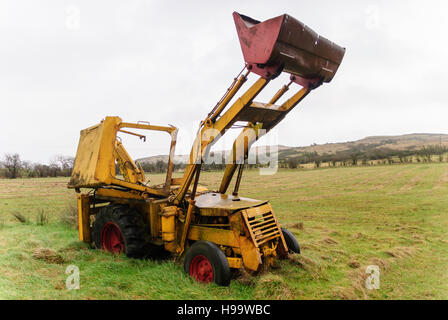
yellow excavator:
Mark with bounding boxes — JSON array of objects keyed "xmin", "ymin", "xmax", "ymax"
[{"xmin": 68, "ymin": 12, "xmax": 345, "ymax": 286}]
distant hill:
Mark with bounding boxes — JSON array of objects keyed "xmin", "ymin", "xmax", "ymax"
[
  {"xmin": 137, "ymin": 133, "xmax": 448, "ymax": 164},
  {"xmin": 278, "ymin": 133, "xmax": 448, "ymax": 159},
  {"xmin": 137, "ymin": 145, "xmax": 290, "ymax": 164}
]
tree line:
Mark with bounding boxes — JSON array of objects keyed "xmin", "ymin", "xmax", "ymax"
[
  {"xmin": 139, "ymin": 160, "xmax": 186, "ymax": 174},
  {"xmin": 2, "ymin": 144, "xmax": 447, "ymax": 179},
  {"xmin": 0, "ymin": 154, "xmax": 74, "ymax": 179},
  {"xmin": 282, "ymin": 145, "xmax": 448, "ymax": 169}
]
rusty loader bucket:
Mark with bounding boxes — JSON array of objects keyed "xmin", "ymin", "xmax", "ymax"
[{"xmin": 233, "ymin": 12, "xmax": 345, "ymax": 88}]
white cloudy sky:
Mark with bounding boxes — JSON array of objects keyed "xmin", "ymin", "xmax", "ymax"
[{"xmin": 0, "ymin": 0, "xmax": 447, "ymax": 163}]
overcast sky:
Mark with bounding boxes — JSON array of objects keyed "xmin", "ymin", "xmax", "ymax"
[{"xmin": 1, "ymin": 0, "xmax": 447, "ymax": 163}]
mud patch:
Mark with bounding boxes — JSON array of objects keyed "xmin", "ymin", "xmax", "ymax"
[{"xmin": 32, "ymin": 248, "xmax": 65, "ymax": 264}]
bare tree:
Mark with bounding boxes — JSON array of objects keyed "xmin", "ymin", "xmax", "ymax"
[
  {"xmin": 51, "ymin": 155, "xmax": 75, "ymax": 176},
  {"xmin": 52, "ymin": 155, "xmax": 74, "ymax": 170},
  {"xmin": 1, "ymin": 153, "xmax": 23, "ymax": 178}
]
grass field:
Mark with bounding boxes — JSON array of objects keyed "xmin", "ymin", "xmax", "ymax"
[{"xmin": 0, "ymin": 163, "xmax": 447, "ymax": 299}]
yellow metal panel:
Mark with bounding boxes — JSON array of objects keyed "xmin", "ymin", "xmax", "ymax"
[
  {"xmin": 171, "ymin": 178, "xmax": 183, "ymax": 185},
  {"xmin": 227, "ymin": 257, "xmax": 242, "ymax": 269},
  {"xmin": 195, "ymin": 192, "xmax": 266, "ymax": 210},
  {"xmin": 278, "ymin": 87, "xmax": 309, "ymax": 111},
  {"xmin": 68, "ymin": 117, "xmax": 120, "ymax": 188},
  {"xmin": 164, "ymin": 241, "xmax": 177, "ymax": 253},
  {"xmin": 161, "ymin": 206, "xmax": 177, "ymax": 242},
  {"xmin": 69, "ymin": 123, "xmax": 104, "ymax": 188},
  {"xmin": 187, "ymin": 226, "xmax": 240, "ymax": 248},
  {"xmin": 77, "ymin": 193, "xmax": 91, "ymax": 243},
  {"xmin": 244, "ymin": 204, "xmax": 270, "ymax": 218},
  {"xmin": 162, "ymin": 215, "xmax": 176, "ymax": 242},
  {"xmin": 95, "ymin": 117, "xmax": 121, "ymax": 185},
  {"xmin": 149, "ymin": 201, "xmax": 162, "ymax": 239},
  {"xmin": 110, "ymin": 178, "xmax": 168, "ymax": 197},
  {"xmin": 96, "ymin": 188, "xmax": 145, "ymax": 200},
  {"xmin": 239, "ymin": 235, "xmax": 261, "ymax": 271}
]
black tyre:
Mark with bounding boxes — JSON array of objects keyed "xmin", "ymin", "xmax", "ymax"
[
  {"xmin": 281, "ymin": 228, "xmax": 301, "ymax": 254},
  {"xmin": 184, "ymin": 241, "xmax": 231, "ymax": 286},
  {"xmin": 92, "ymin": 204, "xmax": 159, "ymax": 259}
]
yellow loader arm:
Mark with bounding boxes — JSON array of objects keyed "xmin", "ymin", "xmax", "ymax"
[{"xmin": 114, "ymin": 139, "xmax": 146, "ymax": 185}]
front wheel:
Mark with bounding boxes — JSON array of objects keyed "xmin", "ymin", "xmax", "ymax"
[
  {"xmin": 184, "ymin": 241, "xmax": 231, "ymax": 286},
  {"xmin": 281, "ymin": 228, "xmax": 301, "ymax": 254}
]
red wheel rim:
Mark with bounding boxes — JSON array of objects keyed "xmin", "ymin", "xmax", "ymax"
[
  {"xmin": 101, "ymin": 222, "xmax": 125, "ymax": 254},
  {"xmin": 189, "ymin": 255, "xmax": 214, "ymax": 283}
]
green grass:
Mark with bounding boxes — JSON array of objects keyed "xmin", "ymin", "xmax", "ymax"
[{"xmin": 0, "ymin": 163, "xmax": 447, "ymax": 299}]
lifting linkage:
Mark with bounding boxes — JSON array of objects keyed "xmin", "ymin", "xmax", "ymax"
[
  {"xmin": 219, "ymin": 77, "xmax": 311, "ymax": 195},
  {"xmin": 170, "ymin": 69, "xmax": 315, "ymax": 205}
]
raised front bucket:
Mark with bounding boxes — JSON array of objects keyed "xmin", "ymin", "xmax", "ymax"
[{"xmin": 233, "ymin": 12, "xmax": 345, "ymax": 83}]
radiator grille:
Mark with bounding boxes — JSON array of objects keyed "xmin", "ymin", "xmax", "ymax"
[{"xmin": 243, "ymin": 206, "xmax": 282, "ymax": 247}]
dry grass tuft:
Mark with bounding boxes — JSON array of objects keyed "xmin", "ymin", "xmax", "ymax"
[
  {"xmin": 370, "ymin": 257, "xmax": 390, "ymax": 271},
  {"xmin": 10, "ymin": 212, "xmax": 27, "ymax": 223},
  {"xmin": 384, "ymin": 246, "xmax": 414, "ymax": 259},
  {"xmin": 331, "ymin": 249, "xmax": 346, "ymax": 255},
  {"xmin": 411, "ymin": 233, "xmax": 425, "ymax": 243},
  {"xmin": 54, "ymin": 281, "xmax": 66, "ymax": 290},
  {"xmin": 288, "ymin": 254, "xmax": 325, "ymax": 280},
  {"xmin": 333, "ymin": 286, "xmax": 358, "ymax": 300},
  {"xmin": 253, "ymin": 274, "xmax": 294, "ymax": 299},
  {"xmin": 234, "ymin": 268, "xmax": 256, "ymax": 287},
  {"xmin": 321, "ymin": 237, "xmax": 338, "ymax": 245},
  {"xmin": 352, "ymin": 232, "xmax": 366, "ymax": 239},
  {"xmin": 289, "ymin": 254, "xmax": 317, "ymax": 268},
  {"xmin": 348, "ymin": 260, "xmax": 361, "ymax": 269},
  {"xmin": 60, "ymin": 200, "xmax": 78, "ymax": 228},
  {"xmin": 32, "ymin": 248, "xmax": 65, "ymax": 264},
  {"xmin": 287, "ymin": 222, "xmax": 304, "ymax": 230},
  {"xmin": 346, "ymin": 257, "xmax": 391, "ymax": 299},
  {"xmin": 24, "ymin": 239, "xmax": 43, "ymax": 248},
  {"xmin": 36, "ymin": 208, "xmax": 48, "ymax": 226}
]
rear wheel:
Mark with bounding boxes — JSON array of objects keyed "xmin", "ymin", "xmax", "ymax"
[
  {"xmin": 101, "ymin": 222, "xmax": 125, "ymax": 254},
  {"xmin": 184, "ymin": 241, "xmax": 231, "ymax": 286},
  {"xmin": 92, "ymin": 204, "xmax": 158, "ymax": 258},
  {"xmin": 281, "ymin": 228, "xmax": 301, "ymax": 254}
]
